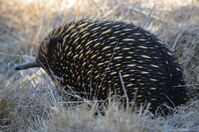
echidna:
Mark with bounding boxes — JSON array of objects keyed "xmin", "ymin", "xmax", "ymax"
[{"xmin": 15, "ymin": 18, "xmax": 188, "ymax": 113}]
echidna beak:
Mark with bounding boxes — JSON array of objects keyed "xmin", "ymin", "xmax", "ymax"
[{"xmin": 15, "ymin": 61, "xmax": 40, "ymax": 70}]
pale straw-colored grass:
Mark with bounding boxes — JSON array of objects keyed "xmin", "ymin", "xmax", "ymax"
[{"xmin": 0, "ymin": 0, "xmax": 199, "ymax": 131}]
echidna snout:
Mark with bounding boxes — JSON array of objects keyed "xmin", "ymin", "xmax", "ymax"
[
  {"xmin": 15, "ymin": 61, "xmax": 39, "ymax": 70},
  {"xmin": 15, "ymin": 18, "xmax": 188, "ymax": 114}
]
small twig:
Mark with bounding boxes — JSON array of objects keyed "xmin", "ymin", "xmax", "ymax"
[
  {"xmin": 129, "ymin": 6, "xmax": 170, "ymax": 24},
  {"xmin": 191, "ymin": 69, "xmax": 199, "ymax": 74},
  {"xmin": 173, "ymin": 84, "xmax": 199, "ymax": 87},
  {"xmin": 103, "ymin": 5, "xmax": 120, "ymax": 18},
  {"xmin": 145, "ymin": 8, "xmax": 180, "ymax": 13},
  {"xmin": 58, "ymin": 100, "xmax": 105, "ymax": 104},
  {"xmin": 143, "ymin": 5, "xmax": 155, "ymax": 28},
  {"xmin": 96, "ymin": 41, "xmax": 119, "ymax": 97},
  {"xmin": 119, "ymin": 71, "xmax": 129, "ymax": 112},
  {"xmin": 172, "ymin": 32, "xmax": 183, "ymax": 51},
  {"xmin": 0, "ymin": 52, "xmax": 35, "ymax": 60}
]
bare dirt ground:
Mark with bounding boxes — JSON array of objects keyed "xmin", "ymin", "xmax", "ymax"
[{"xmin": 0, "ymin": 0, "xmax": 199, "ymax": 131}]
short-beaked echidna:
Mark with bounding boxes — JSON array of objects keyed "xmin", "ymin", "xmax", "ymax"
[{"xmin": 15, "ymin": 18, "xmax": 188, "ymax": 113}]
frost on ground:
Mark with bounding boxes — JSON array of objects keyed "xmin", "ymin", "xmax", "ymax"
[{"xmin": 0, "ymin": 0, "xmax": 199, "ymax": 131}]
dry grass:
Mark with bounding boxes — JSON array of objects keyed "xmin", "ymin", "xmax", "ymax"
[{"xmin": 0, "ymin": 0, "xmax": 199, "ymax": 131}]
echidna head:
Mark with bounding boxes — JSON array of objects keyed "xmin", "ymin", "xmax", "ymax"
[{"xmin": 15, "ymin": 36, "xmax": 56, "ymax": 71}]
